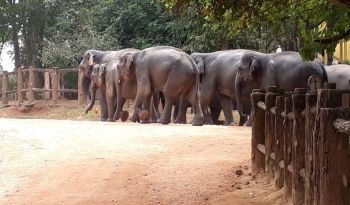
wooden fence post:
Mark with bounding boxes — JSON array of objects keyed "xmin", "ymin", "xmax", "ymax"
[
  {"xmin": 265, "ymin": 86, "xmax": 280, "ymax": 179},
  {"xmin": 274, "ymin": 94, "xmax": 285, "ymax": 189},
  {"xmin": 2, "ymin": 71, "xmax": 9, "ymax": 104},
  {"xmin": 17, "ymin": 67, "xmax": 23, "ymax": 103},
  {"xmin": 44, "ymin": 71, "xmax": 51, "ymax": 100},
  {"xmin": 304, "ymin": 92, "xmax": 317, "ymax": 205},
  {"xmin": 319, "ymin": 108, "xmax": 350, "ymax": 205},
  {"xmin": 284, "ymin": 95, "xmax": 293, "ymax": 198},
  {"xmin": 251, "ymin": 89, "xmax": 266, "ymax": 174},
  {"xmin": 28, "ymin": 66, "xmax": 34, "ymax": 103},
  {"xmin": 78, "ymin": 68, "xmax": 86, "ymax": 105},
  {"xmin": 313, "ymin": 83, "xmax": 341, "ymax": 205},
  {"xmin": 52, "ymin": 68, "xmax": 58, "ymax": 102},
  {"xmin": 292, "ymin": 88, "xmax": 307, "ymax": 205}
]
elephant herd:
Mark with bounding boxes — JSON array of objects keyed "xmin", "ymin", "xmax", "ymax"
[{"xmin": 78, "ymin": 46, "xmax": 350, "ymax": 126}]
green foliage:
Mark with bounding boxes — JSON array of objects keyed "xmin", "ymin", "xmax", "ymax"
[{"xmin": 163, "ymin": 0, "xmax": 350, "ymax": 59}]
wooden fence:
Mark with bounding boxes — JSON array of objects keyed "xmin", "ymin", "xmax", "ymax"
[
  {"xmin": 0, "ymin": 67, "xmax": 86, "ymax": 105},
  {"xmin": 251, "ymin": 76, "xmax": 350, "ymax": 205}
]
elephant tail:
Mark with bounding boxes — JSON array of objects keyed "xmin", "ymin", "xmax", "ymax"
[
  {"xmin": 314, "ymin": 59, "xmax": 328, "ymax": 83},
  {"xmin": 189, "ymin": 57, "xmax": 201, "ymax": 98}
]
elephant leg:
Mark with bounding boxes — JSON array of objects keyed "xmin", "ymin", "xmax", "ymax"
[
  {"xmin": 151, "ymin": 91, "xmax": 160, "ymax": 121},
  {"xmin": 175, "ymin": 95, "xmax": 188, "ymax": 124},
  {"xmin": 210, "ymin": 103, "xmax": 224, "ymax": 125},
  {"xmin": 186, "ymin": 84, "xmax": 204, "ymax": 126},
  {"xmin": 149, "ymin": 94, "xmax": 159, "ymax": 123},
  {"xmin": 130, "ymin": 85, "xmax": 151, "ymax": 123},
  {"xmin": 218, "ymin": 94, "xmax": 234, "ymax": 126},
  {"xmin": 200, "ymin": 89, "xmax": 214, "ymax": 124},
  {"xmin": 98, "ymin": 88, "xmax": 108, "ymax": 121},
  {"xmin": 159, "ymin": 96, "xmax": 174, "ymax": 125},
  {"xmin": 106, "ymin": 95, "xmax": 115, "ymax": 122}
]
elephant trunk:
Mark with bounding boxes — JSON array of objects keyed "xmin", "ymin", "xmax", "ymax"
[
  {"xmin": 235, "ymin": 75, "xmax": 246, "ymax": 126},
  {"xmin": 113, "ymin": 78, "xmax": 124, "ymax": 120},
  {"xmin": 85, "ymin": 82, "xmax": 96, "ymax": 114},
  {"xmin": 81, "ymin": 76, "xmax": 91, "ymax": 104}
]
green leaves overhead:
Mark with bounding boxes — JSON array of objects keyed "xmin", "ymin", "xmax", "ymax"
[{"xmin": 164, "ymin": 0, "xmax": 350, "ymax": 59}]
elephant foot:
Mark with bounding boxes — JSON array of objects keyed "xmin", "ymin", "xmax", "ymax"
[
  {"xmin": 203, "ymin": 114, "xmax": 213, "ymax": 125},
  {"xmin": 129, "ymin": 112, "xmax": 139, "ymax": 122},
  {"xmin": 239, "ymin": 114, "xmax": 248, "ymax": 126},
  {"xmin": 121, "ymin": 111, "xmax": 129, "ymax": 122},
  {"xmin": 150, "ymin": 116, "xmax": 158, "ymax": 123},
  {"xmin": 159, "ymin": 115, "xmax": 171, "ymax": 125},
  {"xmin": 213, "ymin": 120, "xmax": 225, "ymax": 125},
  {"xmin": 191, "ymin": 116, "xmax": 204, "ymax": 126},
  {"xmin": 107, "ymin": 118, "xmax": 115, "ymax": 122},
  {"xmin": 174, "ymin": 115, "xmax": 187, "ymax": 124},
  {"xmin": 244, "ymin": 119, "xmax": 252, "ymax": 126},
  {"xmin": 100, "ymin": 117, "xmax": 107, "ymax": 122},
  {"xmin": 224, "ymin": 121, "xmax": 234, "ymax": 126}
]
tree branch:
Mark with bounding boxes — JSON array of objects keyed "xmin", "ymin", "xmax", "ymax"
[{"xmin": 315, "ymin": 29, "xmax": 350, "ymax": 44}]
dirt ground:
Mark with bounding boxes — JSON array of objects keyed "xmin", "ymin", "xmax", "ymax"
[{"xmin": 0, "ymin": 101, "xmax": 288, "ymax": 205}]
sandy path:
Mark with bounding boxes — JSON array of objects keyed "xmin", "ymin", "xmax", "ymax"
[{"xmin": 0, "ymin": 119, "xmax": 281, "ymax": 205}]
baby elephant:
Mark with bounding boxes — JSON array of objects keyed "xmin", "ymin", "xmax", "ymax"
[{"xmin": 85, "ymin": 62, "xmax": 119, "ymax": 121}]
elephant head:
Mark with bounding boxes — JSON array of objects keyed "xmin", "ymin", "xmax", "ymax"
[
  {"xmin": 79, "ymin": 51, "xmax": 98, "ymax": 104},
  {"xmin": 235, "ymin": 53, "xmax": 263, "ymax": 125},
  {"xmin": 117, "ymin": 53, "xmax": 136, "ymax": 80},
  {"xmin": 85, "ymin": 64, "xmax": 106, "ymax": 113}
]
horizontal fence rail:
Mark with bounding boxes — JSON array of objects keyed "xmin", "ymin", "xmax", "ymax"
[
  {"xmin": 0, "ymin": 66, "xmax": 85, "ymax": 105},
  {"xmin": 251, "ymin": 76, "xmax": 350, "ymax": 205}
]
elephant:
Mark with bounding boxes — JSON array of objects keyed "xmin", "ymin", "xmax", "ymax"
[
  {"xmin": 325, "ymin": 64, "xmax": 350, "ymax": 89},
  {"xmin": 85, "ymin": 62, "xmax": 118, "ymax": 121},
  {"xmin": 116, "ymin": 46, "xmax": 204, "ymax": 126},
  {"xmin": 78, "ymin": 49, "xmax": 138, "ymax": 105},
  {"xmin": 235, "ymin": 51, "xmax": 328, "ymax": 125},
  {"xmin": 191, "ymin": 49, "xmax": 253, "ymax": 126},
  {"xmin": 84, "ymin": 61, "xmax": 160, "ymax": 122}
]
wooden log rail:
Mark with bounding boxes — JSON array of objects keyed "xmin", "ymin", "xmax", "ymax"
[
  {"xmin": 0, "ymin": 66, "xmax": 82, "ymax": 105},
  {"xmin": 251, "ymin": 78, "xmax": 350, "ymax": 205}
]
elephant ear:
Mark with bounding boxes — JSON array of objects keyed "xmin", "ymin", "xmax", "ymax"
[
  {"xmin": 125, "ymin": 53, "xmax": 134, "ymax": 71},
  {"xmin": 194, "ymin": 56, "xmax": 205, "ymax": 75},
  {"xmin": 88, "ymin": 52, "xmax": 95, "ymax": 67},
  {"xmin": 249, "ymin": 56, "xmax": 260, "ymax": 78}
]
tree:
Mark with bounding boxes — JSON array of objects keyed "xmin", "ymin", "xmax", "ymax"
[{"xmin": 163, "ymin": 0, "xmax": 350, "ymax": 59}]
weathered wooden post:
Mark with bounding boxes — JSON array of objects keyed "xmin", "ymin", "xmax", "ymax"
[
  {"xmin": 44, "ymin": 71, "xmax": 51, "ymax": 100},
  {"xmin": 2, "ymin": 71, "xmax": 9, "ymax": 104},
  {"xmin": 284, "ymin": 95, "xmax": 293, "ymax": 198},
  {"xmin": 313, "ymin": 83, "xmax": 341, "ymax": 205},
  {"xmin": 274, "ymin": 93, "xmax": 285, "ymax": 189},
  {"xmin": 77, "ymin": 67, "xmax": 86, "ymax": 105},
  {"xmin": 17, "ymin": 67, "xmax": 24, "ymax": 103},
  {"xmin": 319, "ymin": 109, "xmax": 350, "ymax": 205},
  {"xmin": 304, "ymin": 75, "xmax": 322, "ymax": 205},
  {"xmin": 52, "ymin": 68, "xmax": 58, "ymax": 102},
  {"xmin": 28, "ymin": 66, "xmax": 35, "ymax": 103},
  {"xmin": 251, "ymin": 89, "xmax": 266, "ymax": 174},
  {"xmin": 265, "ymin": 86, "xmax": 280, "ymax": 179},
  {"xmin": 292, "ymin": 88, "xmax": 307, "ymax": 205},
  {"xmin": 304, "ymin": 92, "xmax": 317, "ymax": 205}
]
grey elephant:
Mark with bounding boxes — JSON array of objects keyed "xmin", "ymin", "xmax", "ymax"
[
  {"xmin": 325, "ymin": 64, "xmax": 350, "ymax": 89},
  {"xmin": 191, "ymin": 49, "xmax": 252, "ymax": 126},
  {"xmin": 235, "ymin": 51, "xmax": 328, "ymax": 124},
  {"xmin": 79, "ymin": 49, "xmax": 138, "ymax": 104},
  {"xmin": 85, "ymin": 61, "xmax": 160, "ymax": 122},
  {"xmin": 117, "ymin": 46, "xmax": 204, "ymax": 126},
  {"xmin": 85, "ymin": 62, "xmax": 118, "ymax": 121}
]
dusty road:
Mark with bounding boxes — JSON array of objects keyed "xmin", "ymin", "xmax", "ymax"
[{"xmin": 0, "ymin": 119, "xmax": 282, "ymax": 205}]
